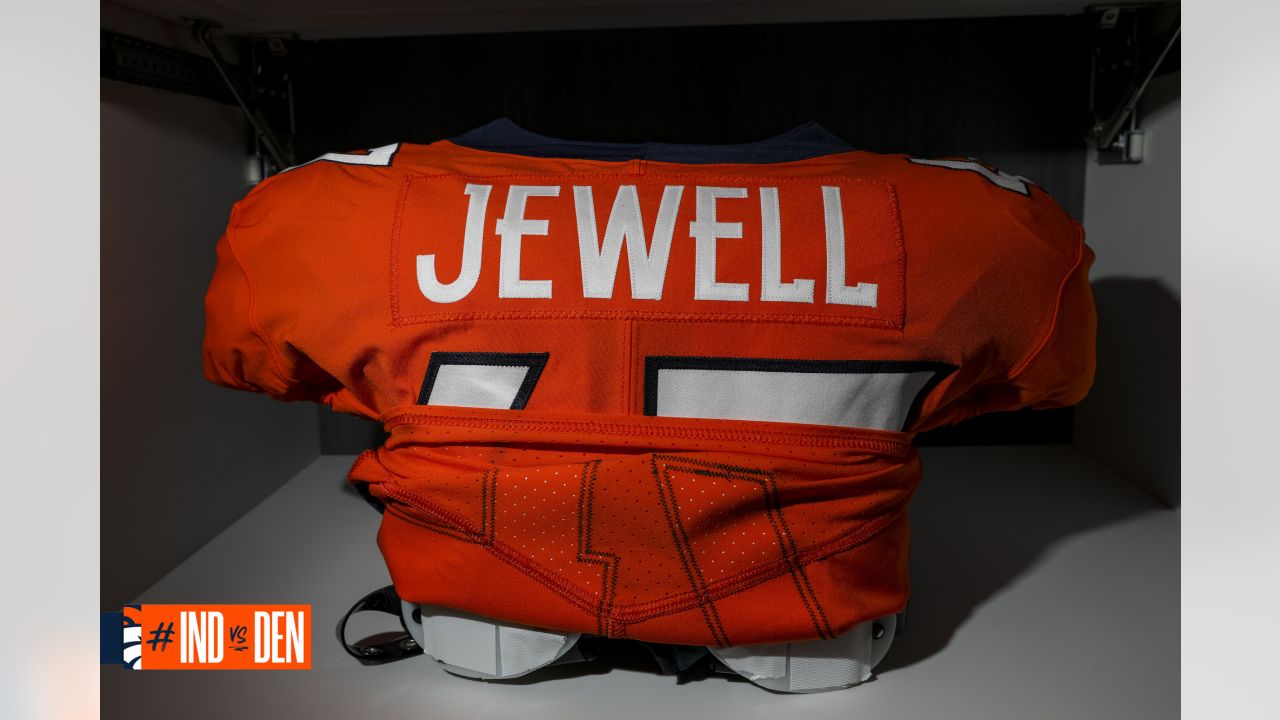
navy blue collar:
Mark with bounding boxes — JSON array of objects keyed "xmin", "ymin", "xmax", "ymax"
[{"xmin": 449, "ymin": 118, "xmax": 852, "ymax": 164}]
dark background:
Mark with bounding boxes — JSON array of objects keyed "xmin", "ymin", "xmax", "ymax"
[{"xmin": 281, "ymin": 15, "xmax": 1093, "ymax": 452}]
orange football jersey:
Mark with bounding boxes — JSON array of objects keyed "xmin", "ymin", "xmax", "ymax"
[{"xmin": 203, "ymin": 121, "xmax": 1095, "ymax": 647}]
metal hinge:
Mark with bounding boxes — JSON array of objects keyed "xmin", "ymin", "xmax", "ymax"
[{"xmin": 1086, "ymin": 3, "xmax": 1180, "ymax": 164}]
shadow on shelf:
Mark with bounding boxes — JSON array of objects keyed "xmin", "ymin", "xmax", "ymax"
[{"xmin": 877, "ymin": 445, "xmax": 1168, "ymax": 673}]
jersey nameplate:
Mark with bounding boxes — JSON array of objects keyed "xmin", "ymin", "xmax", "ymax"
[{"xmin": 391, "ymin": 174, "xmax": 905, "ymax": 328}]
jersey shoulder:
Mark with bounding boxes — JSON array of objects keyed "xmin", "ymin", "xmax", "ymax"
[{"xmin": 231, "ymin": 143, "xmax": 410, "ymax": 225}]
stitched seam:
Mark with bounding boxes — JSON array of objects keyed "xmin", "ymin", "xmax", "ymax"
[
  {"xmin": 389, "ymin": 175, "xmax": 417, "ymax": 324},
  {"xmin": 223, "ymin": 207, "xmax": 296, "ymax": 387},
  {"xmin": 381, "ymin": 476, "xmax": 495, "ymax": 540},
  {"xmin": 612, "ymin": 509, "xmax": 903, "ymax": 622},
  {"xmin": 632, "ymin": 317, "xmax": 640, "ymax": 412},
  {"xmin": 386, "ymin": 505, "xmax": 604, "ymax": 616},
  {"xmin": 382, "ymin": 412, "xmax": 912, "ymax": 455},
  {"xmin": 393, "ymin": 308, "xmax": 899, "ymax": 328},
  {"xmin": 621, "ymin": 319, "xmax": 633, "ymax": 414},
  {"xmin": 383, "ymin": 478, "xmax": 907, "ymax": 624},
  {"xmin": 653, "ymin": 455, "xmax": 830, "ymax": 639},
  {"xmin": 758, "ymin": 471, "xmax": 834, "ymax": 638},
  {"xmin": 886, "ymin": 183, "xmax": 908, "ymax": 329},
  {"xmin": 576, "ymin": 460, "xmax": 620, "ymax": 635},
  {"xmin": 650, "ymin": 456, "xmax": 731, "ymax": 645},
  {"xmin": 383, "ymin": 474, "xmax": 612, "ymax": 619},
  {"xmin": 1006, "ymin": 222, "xmax": 1087, "ymax": 379}
]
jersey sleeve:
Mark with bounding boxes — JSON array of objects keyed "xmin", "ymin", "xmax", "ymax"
[
  {"xmin": 203, "ymin": 208, "xmax": 302, "ymax": 401},
  {"xmin": 1003, "ymin": 236, "xmax": 1097, "ymax": 410},
  {"xmin": 934, "ymin": 226, "xmax": 1097, "ymax": 428},
  {"xmin": 904, "ymin": 179, "xmax": 1098, "ymax": 434},
  {"xmin": 202, "ymin": 203, "xmax": 339, "ymax": 404}
]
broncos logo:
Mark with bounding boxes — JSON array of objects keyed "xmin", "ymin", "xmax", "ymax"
[{"xmin": 122, "ymin": 605, "xmax": 143, "ymax": 669}]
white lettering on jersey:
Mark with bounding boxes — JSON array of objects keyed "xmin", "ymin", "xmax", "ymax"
[
  {"xmin": 822, "ymin": 186, "xmax": 879, "ymax": 308},
  {"xmin": 574, "ymin": 185, "xmax": 683, "ymax": 300},
  {"xmin": 496, "ymin": 185, "xmax": 559, "ymax": 299},
  {"xmin": 416, "ymin": 183, "xmax": 489, "ymax": 303},
  {"xmin": 759, "ymin": 186, "xmax": 816, "ymax": 303},
  {"xmin": 415, "ymin": 183, "xmax": 883, "ymax": 307},
  {"xmin": 282, "ymin": 143, "xmax": 400, "ymax": 173},
  {"xmin": 689, "ymin": 187, "xmax": 750, "ymax": 302},
  {"xmin": 908, "ymin": 158, "xmax": 1031, "ymax": 195}
]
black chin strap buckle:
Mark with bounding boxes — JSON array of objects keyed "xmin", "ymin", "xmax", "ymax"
[{"xmin": 338, "ymin": 585, "xmax": 424, "ymax": 665}]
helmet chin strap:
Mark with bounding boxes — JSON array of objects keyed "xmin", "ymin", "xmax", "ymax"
[{"xmin": 337, "ymin": 585, "xmax": 423, "ymax": 665}]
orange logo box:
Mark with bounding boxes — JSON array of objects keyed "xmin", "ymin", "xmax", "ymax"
[{"xmin": 130, "ymin": 604, "xmax": 311, "ymax": 670}]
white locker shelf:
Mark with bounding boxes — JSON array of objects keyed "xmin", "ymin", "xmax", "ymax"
[{"xmin": 102, "ymin": 444, "xmax": 1177, "ymax": 719}]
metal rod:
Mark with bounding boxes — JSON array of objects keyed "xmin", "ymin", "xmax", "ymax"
[
  {"xmin": 189, "ymin": 21, "xmax": 293, "ymax": 171},
  {"xmin": 1098, "ymin": 24, "xmax": 1180, "ymax": 149}
]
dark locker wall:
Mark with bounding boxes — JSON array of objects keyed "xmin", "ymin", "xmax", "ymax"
[{"xmin": 283, "ymin": 15, "xmax": 1091, "ymax": 452}]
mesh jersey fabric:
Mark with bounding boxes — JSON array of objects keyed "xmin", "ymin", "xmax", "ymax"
[{"xmin": 202, "ymin": 120, "xmax": 1096, "ymax": 648}]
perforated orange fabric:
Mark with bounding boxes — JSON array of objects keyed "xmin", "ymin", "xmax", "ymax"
[{"xmin": 203, "ymin": 135, "xmax": 1095, "ymax": 646}]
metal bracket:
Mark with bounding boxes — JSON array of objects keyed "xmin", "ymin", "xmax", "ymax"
[
  {"xmin": 184, "ymin": 18, "xmax": 296, "ymax": 175},
  {"xmin": 1086, "ymin": 3, "xmax": 1180, "ymax": 164},
  {"xmin": 239, "ymin": 32, "xmax": 304, "ymax": 181},
  {"xmin": 100, "ymin": 30, "xmax": 233, "ymax": 104}
]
